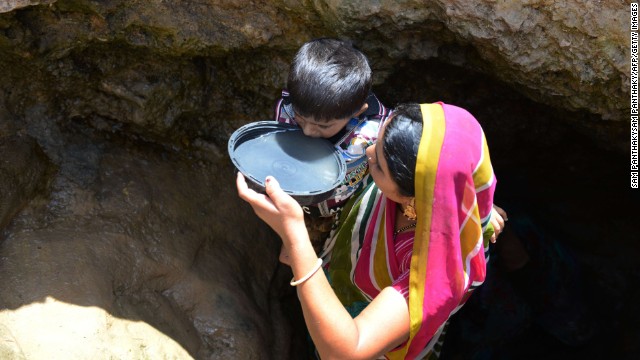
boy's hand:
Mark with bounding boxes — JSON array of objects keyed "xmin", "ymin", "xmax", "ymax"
[
  {"xmin": 490, "ymin": 205, "xmax": 508, "ymax": 243},
  {"xmin": 236, "ymin": 172, "xmax": 306, "ymax": 242}
]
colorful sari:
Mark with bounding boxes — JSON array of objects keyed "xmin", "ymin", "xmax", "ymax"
[{"xmin": 321, "ymin": 103, "xmax": 496, "ymax": 359}]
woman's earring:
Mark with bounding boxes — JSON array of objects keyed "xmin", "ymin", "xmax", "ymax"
[{"xmin": 403, "ymin": 198, "xmax": 417, "ymax": 220}]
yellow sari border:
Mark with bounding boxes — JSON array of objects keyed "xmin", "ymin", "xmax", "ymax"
[{"xmin": 389, "ymin": 103, "xmax": 446, "ymax": 359}]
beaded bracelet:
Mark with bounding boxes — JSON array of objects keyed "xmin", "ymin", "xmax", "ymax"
[{"xmin": 290, "ymin": 258, "xmax": 323, "ymax": 286}]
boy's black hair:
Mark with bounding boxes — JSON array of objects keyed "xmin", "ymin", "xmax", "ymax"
[
  {"xmin": 382, "ymin": 103, "xmax": 423, "ymax": 197},
  {"xmin": 287, "ymin": 38, "xmax": 372, "ymax": 122}
]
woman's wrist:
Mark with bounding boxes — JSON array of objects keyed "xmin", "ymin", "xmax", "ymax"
[
  {"xmin": 290, "ymin": 258, "xmax": 323, "ymax": 286},
  {"xmin": 282, "ymin": 223, "xmax": 311, "ymax": 247}
]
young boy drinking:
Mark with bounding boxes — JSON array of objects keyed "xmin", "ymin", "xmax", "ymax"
[
  {"xmin": 269, "ymin": 39, "xmax": 505, "ymax": 253},
  {"xmin": 273, "ymin": 38, "xmax": 391, "ymax": 224}
]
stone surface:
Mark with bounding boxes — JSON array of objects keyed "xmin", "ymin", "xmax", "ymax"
[
  {"xmin": 0, "ymin": 126, "xmax": 292, "ymax": 358},
  {"xmin": 0, "ymin": 0, "xmax": 55, "ymax": 14},
  {"xmin": 0, "ymin": 297, "xmax": 192, "ymax": 359},
  {"xmin": 0, "ymin": 1, "xmax": 633, "ymax": 359},
  {"xmin": 0, "ymin": 136, "xmax": 52, "ymax": 229},
  {"xmin": 0, "ymin": 0, "xmax": 629, "ymax": 145}
]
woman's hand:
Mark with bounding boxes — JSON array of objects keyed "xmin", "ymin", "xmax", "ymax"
[
  {"xmin": 490, "ymin": 204, "xmax": 508, "ymax": 243},
  {"xmin": 238, "ymin": 173, "xmax": 410, "ymax": 359},
  {"xmin": 236, "ymin": 172, "xmax": 306, "ymax": 243}
]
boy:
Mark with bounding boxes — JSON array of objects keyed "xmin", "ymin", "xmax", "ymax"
[{"xmin": 273, "ymin": 38, "xmax": 391, "ymax": 221}]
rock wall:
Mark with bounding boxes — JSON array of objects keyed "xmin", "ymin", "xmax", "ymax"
[
  {"xmin": 0, "ymin": 0, "xmax": 629, "ymax": 142},
  {"xmin": 0, "ymin": 0, "xmax": 632, "ymax": 359}
]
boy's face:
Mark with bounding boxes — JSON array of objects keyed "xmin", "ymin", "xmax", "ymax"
[
  {"xmin": 292, "ymin": 103, "xmax": 368, "ymax": 139},
  {"xmin": 294, "ymin": 113, "xmax": 351, "ymax": 139}
]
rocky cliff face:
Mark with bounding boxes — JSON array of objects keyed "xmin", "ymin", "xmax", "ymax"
[
  {"xmin": 0, "ymin": 1, "xmax": 632, "ymax": 359},
  {"xmin": 0, "ymin": 0, "xmax": 629, "ymax": 140}
]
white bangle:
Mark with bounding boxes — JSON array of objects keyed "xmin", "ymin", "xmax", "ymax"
[{"xmin": 290, "ymin": 258, "xmax": 323, "ymax": 286}]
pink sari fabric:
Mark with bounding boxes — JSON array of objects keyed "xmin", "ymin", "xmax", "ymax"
[{"xmin": 324, "ymin": 103, "xmax": 496, "ymax": 359}]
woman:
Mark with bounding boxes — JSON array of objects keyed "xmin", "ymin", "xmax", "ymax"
[{"xmin": 237, "ymin": 102, "xmax": 498, "ymax": 359}]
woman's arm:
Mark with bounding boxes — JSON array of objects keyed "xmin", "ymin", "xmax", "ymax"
[{"xmin": 237, "ymin": 173, "xmax": 410, "ymax": 359}]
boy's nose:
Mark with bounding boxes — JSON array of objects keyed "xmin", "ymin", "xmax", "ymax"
[{"xmin": 302, "ymin": 127, "xmax": 320, "ymax": 138}]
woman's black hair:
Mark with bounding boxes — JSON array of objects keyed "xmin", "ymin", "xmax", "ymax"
[
  {"xmin": 382, "ymin": 103, "xmax": 423, "ymax": 197},
  {"xmin": 287, "ymin": 38, "xmax": 372, "ymax": 121}
]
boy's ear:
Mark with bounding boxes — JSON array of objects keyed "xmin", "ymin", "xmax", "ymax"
[{"xmin": 354, "ymin": 103, "xmax": 369, "ymax": 117}]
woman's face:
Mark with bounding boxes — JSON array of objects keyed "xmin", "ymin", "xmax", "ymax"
[{"xmin": 366, "ymin": 118, "xmax": 413, "ymax": 206}]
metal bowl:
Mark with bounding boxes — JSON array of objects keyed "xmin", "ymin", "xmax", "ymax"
[{"xmin": 228, "ymin": 121, "xmax": 346, "ymax": 206}]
